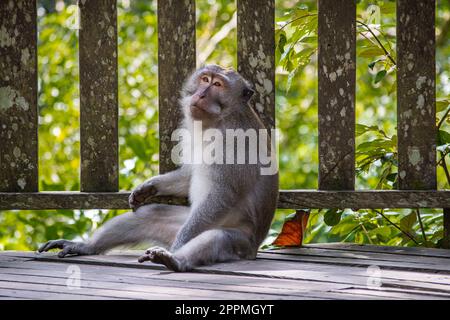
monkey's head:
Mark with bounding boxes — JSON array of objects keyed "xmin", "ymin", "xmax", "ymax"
[{"xmin": 180, "ymin": 65, "xmax": 254, "ymax": 124}]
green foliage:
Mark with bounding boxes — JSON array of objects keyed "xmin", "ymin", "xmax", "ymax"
[
  {"xmin": 1, "ymin": 0, "xmax": 450, "ymax": 250},
  {"xmin": 276, "ymin": 0, "xmax": 450, "ymax": 248}
]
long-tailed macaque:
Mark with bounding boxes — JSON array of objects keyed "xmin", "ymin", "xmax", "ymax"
[{"xmin": 39, "ymin": 65, "xmax": 279, "ymax": 272}]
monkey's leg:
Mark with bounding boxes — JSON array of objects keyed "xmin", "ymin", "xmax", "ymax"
[
  {"xmin": 138, "ymin": 228, "xmax": 255, "ymax": 272},
  {"xmin": 38, "ymin": 204, "xmax": 190, "ymax": 258}
]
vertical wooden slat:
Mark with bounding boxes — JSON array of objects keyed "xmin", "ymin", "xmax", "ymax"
[
  {"xmin": 444, "ymin": 208, "xmax": 450, "ymax": 249},
  {"xmin": 397, "ymin": 0, "xmax": 436, "ymax": 190},
  {"xmin": 237, "ymin": 0, "xmax": 275, "ymax": 130},
  {"xmin": 317, "ymin": 0, "xmax": 356, "ymax": 190},
  {"xmin": 79, "ymin": 0, "xmax": 118, "ymax": 192},
  {"xmin": 158, "ymin": 0, "xmax": 196, "ymax": 173},
  {"xmin": 0, "ymin": 0, "xmax": 38, "ymax": 192}
]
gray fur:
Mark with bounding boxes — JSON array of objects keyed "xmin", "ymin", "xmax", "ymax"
[{"xmin": 39, "ymin": 65, "xmax": 279, "ymax": 272}]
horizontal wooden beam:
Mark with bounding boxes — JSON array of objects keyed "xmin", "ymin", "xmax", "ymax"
[{"xmin": 1, "ymin": 190, "xmax": 450, "ymax": 210}]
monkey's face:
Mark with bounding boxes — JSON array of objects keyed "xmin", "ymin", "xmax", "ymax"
[
  {"xmin": 189, "ymin": 73, "xmax": 224, "ymax": 120},
  {"xmin": 182, "ymin": 65, "xmax": 254, "ymax": 124}
]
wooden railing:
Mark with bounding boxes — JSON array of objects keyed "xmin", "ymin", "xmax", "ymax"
[{"xmin": 0, "ymin": 0, "xmax": 449, "ymax": 246}]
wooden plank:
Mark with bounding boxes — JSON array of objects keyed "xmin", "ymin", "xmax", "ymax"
[
  {"xmin": 0, "ymin": 288, "xmax": 114, "ymax": 300},
  {"xmin": 237, "ymin": 0, "xmax": 275, "ymax": 130},
  {"xmin": 301, "ymin": 243, "xmax": 450, "ymax": 258},
  {"xmin": 3, "ymin": 253, "xmax": 448, "ymax": 300},
  {"xmin": 397, "ymin": 0, "xmax": 436, "ymax": 189},
  {"xmin": 4, "ymin": 253, "xmax": 450, "ymax": 292},
  {"xmin": 0, "ymin": 0, "xmax": 38, "ymax": 192},
  {"xmin": 14, "ymin": 261, "xmax": 446, "ymax": 300},
  {"xmin": 262, "ymin": 247, "xmax": 450, "ymax": 265},
  {"xmin": 256, "ymin": 252, "xmax": 450, "ymax": 273},
  {"xmin": 158, "ymin": 0, "xmax": 196, "ymax": 173},
  {"xmin": 277, "ymin": 190, "xmax": 450, "ymax": 209},
  {"xmin": 317, "ymin": 0, "xmax": 356, "ymax": 190},
  {"xmin": 2, "ymin": 190, "xmax": 450, "ymax": 209},
  {"xmin": 79, "ymin": 0, "xmax": 118, "ymax": 192},
  {"xmin": 0, "ymin": 273, "xmax": 299, "ymax": 300}
]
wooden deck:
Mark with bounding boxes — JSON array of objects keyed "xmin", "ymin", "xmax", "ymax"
[{"xmin": 1, "ymin": 243, "xmax": 450, "ymax": 300}]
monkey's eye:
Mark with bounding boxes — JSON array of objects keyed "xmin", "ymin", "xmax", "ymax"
[
  {"xmin": 213, "ymin": 81, "xmax": 221, "ymax": 87},
  {"xmin": 201, "ymin": 76, "xmax": 209, "ymax": 83}
]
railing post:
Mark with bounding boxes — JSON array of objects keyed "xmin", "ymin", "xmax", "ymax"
[
  {"xmin": 0, "ymin": 0, "xmax": 38, "ymax": 192},
  {"xmin": 158, "ymin": 0, "xmax": 196, "ymax": 174},
  {"xmin": 396, "ymin": 1, "xmax": 443, "ymax": 247},
  {"xmin": 444, "ymin": 208, "xmax": 450, "ymax": 248},
  {"xmin": 237, "ymin": 0, "xmax": 275, "ymax": 130},
  {"xmin": 397, "ymin": 0, "xmax": 436, "ymax": 190},
  {"xmin": 317, "ymin": 0, "xmax": 356, "ymax": 190},
  {"xmin": 79, "ymin": 0, "xmax": 119, "ymax": 192}
]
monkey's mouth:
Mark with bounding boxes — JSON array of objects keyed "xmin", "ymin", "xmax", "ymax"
[{"xmin": 190, "ymin": 104, "xmax": 210, "ymax": 118}]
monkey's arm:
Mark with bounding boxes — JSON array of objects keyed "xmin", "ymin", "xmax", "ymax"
[{"xmin": 129, "ymin": 165, "xmax": 191, "ymax": 210}]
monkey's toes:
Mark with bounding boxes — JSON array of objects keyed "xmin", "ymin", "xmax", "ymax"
[{"xmin": 138, "ymin": 247, "xmax": 181, "ymax": 271}]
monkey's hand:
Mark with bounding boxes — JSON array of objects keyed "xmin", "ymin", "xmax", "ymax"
[
  {"xmin": 129, "ymin": 179, "xmax": 158, "ymax": 211},
  {"xmin": 38, "ymin": 239, "xmax": 94, "ymax": 258}
]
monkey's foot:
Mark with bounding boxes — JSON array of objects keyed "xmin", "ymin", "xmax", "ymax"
[
  {"xmin": 129, "ymin": 182, "xmax": 158, "ymax": 211},
  {"xmin": 138, "ymin": 247, "xmax": 184, "ymax": 272},
  {"xmin": 38, "ymin": 239, "xmax": 92, "ymax": 258}
]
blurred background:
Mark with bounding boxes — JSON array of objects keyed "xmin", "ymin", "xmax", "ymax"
[{"xmin": 1, "ymin": 0, "xmax": 449, "ymax": 250}]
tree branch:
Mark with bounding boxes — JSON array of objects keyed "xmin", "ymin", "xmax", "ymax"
[
  {"xmin": 277, "ymin": 13, "xmax": 317, "ymax": 33},
  {"xmin": 197, "ymin": 11, "xmax": 237, "ymax": 66},
  {"xmin": 415, "ymin": 208, "xmax": 427, "ymax": 243},
  {"xmin": 356, "ymin": 20, "xmax": 397, "ymax": 66},
  {"xmin": 373, "ymin": 209, "xmax": 419, "ymax": 245}
]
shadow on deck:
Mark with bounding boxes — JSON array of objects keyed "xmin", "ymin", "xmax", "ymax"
[{"xmin": 1, "ymin": 243, "xmax": 449, "ymax": 300}]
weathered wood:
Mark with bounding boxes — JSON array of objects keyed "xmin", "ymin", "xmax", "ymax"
[
  {"xmin": 397, "ymin": 0, "xmax": 436, "ymax": 190},
  {"xmin": 0, "ymin": 0, "xmax": 38, "ymax": 192},
  {"xmin": 237, "ymin": 0, "xmax": 275, "ymax": 130},
  {"xmin": 158, "ymin": 0, "xmax": 196, "ymax": 173},
  {"xmin": 7, "ymin": 251, "xmax": 450, "ymax": 288},
  {"xmin": 302, "ymin": 242, "xmax": 450, "ymax": 258},
  {"xmin": 2, "ymin": 190, "xmax": 450, "ymax": 210},
  {"xmin": 257, "ymin": 252, "xmax": 450, "ymax": 273},
  {"xmin": 263, "ymin": 247, "xmax": 450, "ymax": 265},
  {"xmin": 3, "ymin": 249, "xmax": 450, "ymax": 299},
  {"xmin": 79, "ymin": 0, "xmax": 118, "ymax": 192},
  {"xmin": 277, "ymin": 190, "xmax": 450, "ymax": 209},
  {"xmin": 444, "ymin": 208, "xmax": 450, "ymax": 249},
  {"xmin": 317, "ymin": 0, "xmax": 356, "ymax": 190}
]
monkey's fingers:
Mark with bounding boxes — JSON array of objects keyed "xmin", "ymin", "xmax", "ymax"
[
  {"xmin": 129, "ymin": 187, "xmax": 157, "ymax": 212},
  {"xmin": 57, "ymin": 245, "xmax": 78, "ymax": 258},
  {"xmin": 38, "ymin": 239, "xmax": 73, "ymax": 253}
]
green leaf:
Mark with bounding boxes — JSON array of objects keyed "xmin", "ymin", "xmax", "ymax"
[
  {"xmin": 356, "ymin": 124, "xmax": 382, "ymax": 137},
  {"xmin": 400, "ymin": 212, "xmax": 417, "ymax": 233},
  {"xmin": 277, "ymin": 31, "xmax": 287, "ymax": 54},
  {"xmin": 324, "ymin": 209, "xmax": 342, "ymax": 226},
  {"xmin": 436, "ymin": 99, "xmax": 450, "ymax": 113},
  {"xmin": 300, "ymin": 36, "xmax": 317, "ymax": 43},
  {"xmin": 368, "ymin": 58, "xmax": 385, "ymax": 70},
  {"xmin": 374, "ymin": 70, "xmax": 387, "ymax": 84},
  {"xmin": 438, "ymin": 130, "xmax": 450, "ymax": 145},
  {"xmin": 359, "ymin": 47, "xmax": 385, "ymax": 58}
]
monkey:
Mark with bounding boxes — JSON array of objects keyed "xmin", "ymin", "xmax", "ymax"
[{"xmin": 38, "ymin": 64, "xmax": 279, "ymax": 272}]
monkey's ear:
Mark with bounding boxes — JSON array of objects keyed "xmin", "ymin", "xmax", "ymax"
[{"xmin": 242, "ymin": 88, "xmax": 254, "ymax": 102}]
